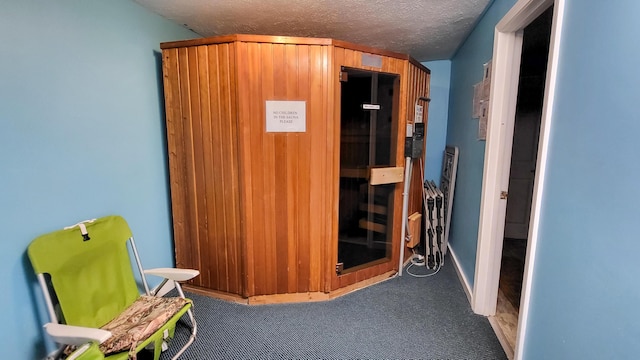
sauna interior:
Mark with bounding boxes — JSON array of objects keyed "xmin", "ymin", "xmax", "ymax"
[{"xmin": 161, "ymin": 34, "xmax": 430, "ymax": 303}]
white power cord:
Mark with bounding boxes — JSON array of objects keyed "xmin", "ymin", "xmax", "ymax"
[{"xmin": 405, "ymin": 251, "xmax": 441, "ymax": 278}]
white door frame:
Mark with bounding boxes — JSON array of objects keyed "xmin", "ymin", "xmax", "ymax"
[{"xmin": 472, "ymin": 0, "xmax": 565, "ymax": 358}]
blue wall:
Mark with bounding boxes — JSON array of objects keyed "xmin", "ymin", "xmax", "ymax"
[
  {"xmin": 0, "ymin": 1, "xmax": 196, "ymax": 358},
  {"xmin": 445, "ymin": 0, "xmax": 517, "ymax": 285},
  {"xmin": 421, "ymin": 60, "xmax": 452, "ymax": 185},
  {"xmin": 523, "ymin": 0, "xmax": 640, "ymax": 357}
]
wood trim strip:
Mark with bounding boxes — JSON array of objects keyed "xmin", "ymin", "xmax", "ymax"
[
  {"xmin": 185, "ymin": 270, "xmax": 396, "ymax": 305},
  {"xmin": 161, "ymin": 34, "xmax": 429, "ymax": 75},
  {"xmin": 183, "ymin": 284, "xmax": 248, "ymax": 305},
  {"xmin": 332, "ymin": 39, "xmax": 409, "ymax": 60},
  {"xmin": 161, "ymin": 35, "xmax": 239, "ymax": 49},
  {"xmin": 162, "ymin": 34, "xmax": 334, "ymax": 49},
  {"xmin": 409, "ymin": 57, "xmax": 431, "ymax": 74},
  {"xmin": 323, "ymin": 44, "xmax": 336, "ymax": 294}
]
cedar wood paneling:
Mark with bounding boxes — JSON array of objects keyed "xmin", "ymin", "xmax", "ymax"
[
  {"xmin": 235, "ymin": 41, "xmax": 332, "ymax": 296},
  {"xmin": 162, "ymin": 43, "xmax": 244, "ymax": 295},
  {"xmin": 162, "ymin": 35, "xmax": 429, "ymax": 298}
]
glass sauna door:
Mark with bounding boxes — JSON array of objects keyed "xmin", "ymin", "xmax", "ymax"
[{"xmin": 337, "ymin": 67, "xmax": 399, "ymax": 273}]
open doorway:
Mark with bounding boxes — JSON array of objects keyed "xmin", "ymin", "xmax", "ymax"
[
  {"xmin": 494, "ymin": 7, "xmax": 552, "ymax": 354},
  {"xmin": 472, "ymin": 0, "xmax": 565, "ymax": 358}
]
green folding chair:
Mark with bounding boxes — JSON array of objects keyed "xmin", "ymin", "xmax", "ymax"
[{"xmin": 28, "ymin": 215, "xmax": 198, "ymax": 360}]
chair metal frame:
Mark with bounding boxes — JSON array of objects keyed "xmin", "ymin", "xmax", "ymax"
[{"xmin": 33, "ymin": 219, "xmax": 198, "ymax": 360}]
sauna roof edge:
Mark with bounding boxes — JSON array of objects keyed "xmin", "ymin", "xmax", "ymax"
[{"xmin": 160, "ymin": 34, "xmax": 429, "ymax": 74}]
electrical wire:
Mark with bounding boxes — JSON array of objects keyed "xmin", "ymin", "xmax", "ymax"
[
  {"xmin": 405, "ymin": 256, "xmax": 441, "ymax": 277},
  {"xmin": 406, "ymin": 262, "xmax": 441, "ymax": 277}
]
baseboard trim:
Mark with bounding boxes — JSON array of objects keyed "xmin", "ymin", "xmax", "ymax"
[{"xmin": 447, "ymin": 244, "xmax": 473, "ymax": 305}]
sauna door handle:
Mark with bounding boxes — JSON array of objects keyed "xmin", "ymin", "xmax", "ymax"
[{"xmin": 369, "ymin": 167, "xmax": 404, "ymax": 185}]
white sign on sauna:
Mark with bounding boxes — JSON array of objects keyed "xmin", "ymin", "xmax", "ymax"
[{"xmin": 265, "ymin": 100, "xmax": 306, "ymax": 132}]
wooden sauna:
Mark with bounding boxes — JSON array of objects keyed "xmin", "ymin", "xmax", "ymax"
[{"xmin": 161, "ymin": 34, "xmax": 430, "ymax": 303}]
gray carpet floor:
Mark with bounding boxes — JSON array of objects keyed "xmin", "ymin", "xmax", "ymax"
[{"xmin": 161, "ymin": 262, "xmax": 506, "ymax": 359}]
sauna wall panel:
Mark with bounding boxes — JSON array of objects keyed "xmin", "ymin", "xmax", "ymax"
[
  {"xmin": 162, "ymin": 43, "xmax": 244, "ymax": 295},
  {"xmin": 235, "ymin": 41, "xmax": 332, "ymax": 296}
]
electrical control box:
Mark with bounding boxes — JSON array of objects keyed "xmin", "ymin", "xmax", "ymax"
[
  {"xmin": 411, "ymin": 123, "xmax": 424, "ymax": 158},
  {"xmin": 405, "ymin": 122, "xmax": 425, "ymax": 159}
]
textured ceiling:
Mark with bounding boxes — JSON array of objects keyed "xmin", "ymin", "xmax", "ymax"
[{"xmin": 135, "ymin": 0, "xmax": 492, "ymax": 61}]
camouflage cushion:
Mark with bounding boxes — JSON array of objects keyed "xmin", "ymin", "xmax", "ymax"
[{"xmin": 98, "ymin": 296, "xmax": 190, "ymax": 357}]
